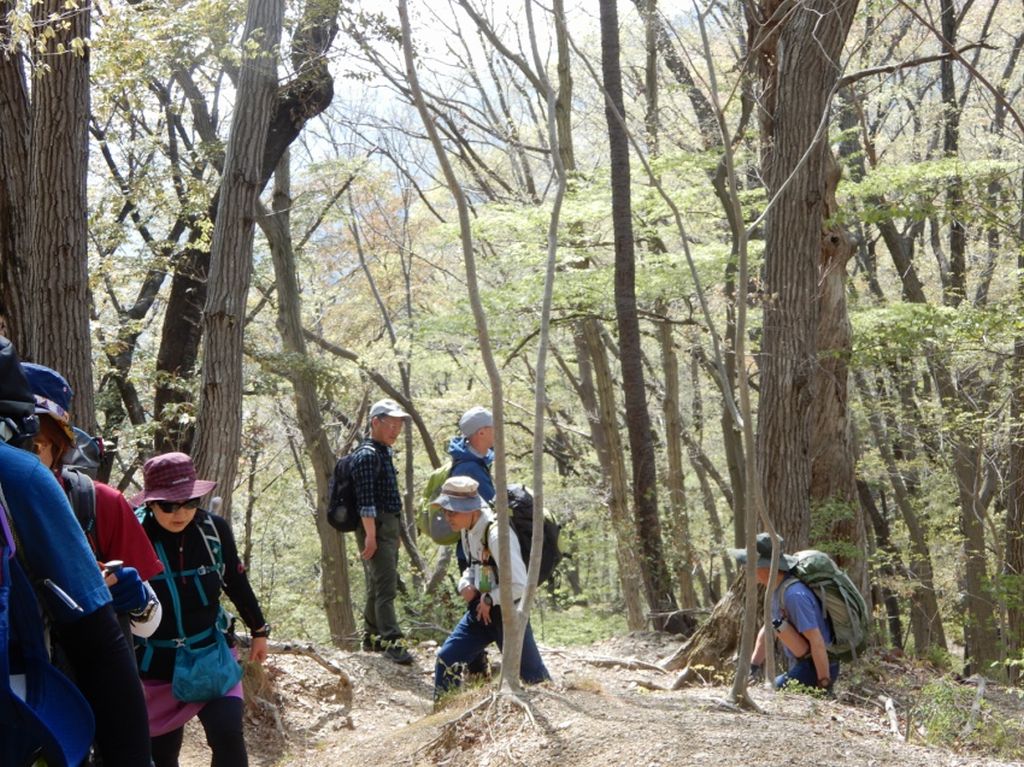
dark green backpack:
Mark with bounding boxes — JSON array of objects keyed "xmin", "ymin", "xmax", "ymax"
[{"xmin": 779, "ymin": 549, "xmax": 869, "ymax": 661}]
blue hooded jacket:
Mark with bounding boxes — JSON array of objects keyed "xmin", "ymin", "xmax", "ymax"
[{"xmin": 447, "ymin": 436, "xmax": 495, "ymax": 504}]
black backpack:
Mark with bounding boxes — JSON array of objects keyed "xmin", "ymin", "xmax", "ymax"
[
  {"xmin": 487, "ymin": 485, "xmax": 562, "ymax": 585},
  {"xmin": 61, "ymin": 466, "xmax": 101, "ymax": 560},
  {"xmin": 325, "ymin": 443, "xmax": 377, "ymax": 532}
]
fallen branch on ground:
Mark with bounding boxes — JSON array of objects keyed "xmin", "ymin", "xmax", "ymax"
[
  {"xmin": 881, "ymin": 696, "xmax": 904, "ymax": 741},
  {"xmin": 578, "ymin": 655, "xmax": 668, "ymax": 673},
  {"xmin": 960, "ymin": 676, "xmax": 987, "ymax": 739}
]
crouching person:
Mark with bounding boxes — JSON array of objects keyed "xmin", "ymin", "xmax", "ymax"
[
  {"xmin": 433, "ymin": 476, "xmax": 550, "ymax": 700},
  {"xmin": 730, "ymin": 533, "xmax": 840, "ymax": 694}
]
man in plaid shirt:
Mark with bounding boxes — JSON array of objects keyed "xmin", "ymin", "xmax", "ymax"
[{"xmin": 353, "ymin": 398, "xmax": 414, "ymax": 664}]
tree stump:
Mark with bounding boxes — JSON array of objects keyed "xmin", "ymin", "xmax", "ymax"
[{"xmin": 659, "ymin": 576, "xmax": 743, "ymax": 675}]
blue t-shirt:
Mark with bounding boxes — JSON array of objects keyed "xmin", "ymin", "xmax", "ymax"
[
  {"xmin": 772, "ymin": 576, "xmax": 833, "ymax": 662},
  {"xmin": 0, "ymin": 441, "xmax": 110, "ymax": 622}
]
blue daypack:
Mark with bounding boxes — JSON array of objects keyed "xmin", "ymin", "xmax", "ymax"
[{"xmin": 1, "ymin": 488, "xmax": 95, "ymax": 767}]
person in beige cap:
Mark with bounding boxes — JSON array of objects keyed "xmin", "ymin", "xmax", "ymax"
[
  {"xmin": 352, "ymin": 398, "xmax": 414, "ymax": 664},
  {"xmin": 432, "ymin": 476, "xmax": 550, "ymax": 700}
]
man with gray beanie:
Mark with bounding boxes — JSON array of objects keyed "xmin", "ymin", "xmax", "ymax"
[{"xmin": 448, "ymin": 406, "xmax": 495, "ymax": 503}]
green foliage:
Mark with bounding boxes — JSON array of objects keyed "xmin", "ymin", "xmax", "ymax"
[
  {"xmin": 916, "ymin": 679, "xmax": 1024, "ymax": 758},
  {"xmin": 839, "ymin": 159, "xmax": 1020, "ymax": 226},
  {"xmin": 528, "ymin": 605, "xmax": 628, "ymax": 647}
]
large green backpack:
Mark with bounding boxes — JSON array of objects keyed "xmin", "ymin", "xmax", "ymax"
[
  {"xmin": 417, "ymin": 459, "xmax": 457, "ymax": 545},
  {"xmin": 778, "ymin": 549, "xmax": 869, "ymax": 661}
]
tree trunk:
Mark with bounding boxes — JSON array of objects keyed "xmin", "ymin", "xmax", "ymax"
[
  {"xmin": 152, "ymin": 0, "xmax": 339, "ymax": 453},
  {"xmin": 552, "ymin": 0, "xmax": 574, "ymax": 173},
  {"xmin": 661, "ymin": 576, "xmax": 743, "ymax": 675},
  {"xmin": 193, "ymin": 0, "xmax": 284, "ymax": 520},
  {"xmin": 0, "ymin": 14, "xmax": 33, "ymax": 352},
  {"xmin": 599, "ymin": 0, "xmax": 677, "ymax": 626},
  {"xmin": 938, "ymin": 0, "xmax": 965, "ymax": 306},
  {"xmin": 580, "ymin": 319, "xmax": 647, "ymax": 631},
  {"xmin": 810, "ymin": 150, "xmax": 865, "ymax": 586},
  {"xmin": 153, "ymin": 233, "xmax": 209, "ymax": 453},
  {"xmin": 25, "ymin": 0, "xmax": 94, "ymax": 430},
  {"xmin": 752, "ymin": 0, "xmax": 858, "ymax": 547},
  {"xmin": 643, "ymin": 0, "xmax": 658, "ymax": 152},
  {"xmin": 261, "ymin": 152, "xmax": 356, "ymax": 647},
  {"xmin": 1006, "ymin": 248, "xmax": 1024, "ymax": 682},
  {"xmin": 857, "ymin": 480, "xmax": 903, "ymax": 649},
  {"xmin": 658, "ymin": 311, "xmax": 698, "ymax": 611}
]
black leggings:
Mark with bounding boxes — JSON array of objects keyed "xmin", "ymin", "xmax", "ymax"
[
  {"xmin": 56, "ymin": 605, "xmax": 152, "ymax": 767},
  {"xmin": 150, "ymin": 696, "xmax": 247, "ymax": 767}
]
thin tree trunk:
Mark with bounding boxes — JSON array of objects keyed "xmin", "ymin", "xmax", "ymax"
[
  {"xmin": 581, "ymin": 319, "xmax": 647, "ymax": 630},
  {"xmin": 552, "ymin": 0, "xmax": 575, "ymax": 173},
  {"xmin": 193, "ymin": 0, "xmax": 284, "ymax": 520},
  {"xmin": 857, "ymin": 480, "xmax": 903, "ymax": 650},
  {"xmin": 599, "ymin": 0, "xmax": 677, "ymax": 626},
  {"xmin": 658, "ymin": 310, "xmax": 698, "ymax": 611},
  {"xmin": 398, "ymin": 0, "xmax": 520, "ymax": 691},
  {"xmin": 939, "ymin": 0, "xmax": 965, "ymax": 306},
  {"xmin": 260, "ymin": 152, "xmax": 356, "ymax": 647},
  {"xmin": 1006, "ymin": 199, "xmax": 1024, "ymax": 682}
]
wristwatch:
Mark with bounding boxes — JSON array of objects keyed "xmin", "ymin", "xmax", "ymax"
[
  {"xmin": 252, "ymin": 623, "xmax": 272, "ymax": 639},
  {"xmin": 481, "ymin": 593, "xmax": 493, "ymax": 607},
  {"xmin": 129, "ymin": 595, "xmax": 159, "ymax": 623}
]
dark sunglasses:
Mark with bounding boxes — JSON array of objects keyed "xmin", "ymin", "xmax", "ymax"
[{"xmin": 154, "ymin": 498, "xmax": 201, "ymax": 513}]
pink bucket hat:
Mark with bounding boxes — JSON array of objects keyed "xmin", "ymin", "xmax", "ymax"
[{"xmin": 130, "ymin": 452, "xmax": 217, "ymax": 507}]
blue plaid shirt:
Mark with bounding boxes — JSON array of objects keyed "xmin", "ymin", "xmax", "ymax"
[{"xmin": 351, "ymin": 439, "xmax": 403, "ymax": 519}]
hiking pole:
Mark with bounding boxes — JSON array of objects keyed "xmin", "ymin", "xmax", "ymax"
[{"xmin": 43, "ymin": 579, "xmax": 84, "ymax": 612}]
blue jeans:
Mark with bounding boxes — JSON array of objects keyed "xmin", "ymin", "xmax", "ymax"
[
  {"xmin": 776, "ymin": 656, "xmax": 840, "ymax": 690},
  {"xmin": 434, "ymin": 603, "xmax": 549, "ymax": 698}
]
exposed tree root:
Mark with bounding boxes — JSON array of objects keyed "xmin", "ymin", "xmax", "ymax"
[
  {"xmin": 727, "ymin": 690, "xmax": 763, "ymax": 713},
  {"xmin": 423, "ymin": 686, "xmax": 543, "ymax": 762}
]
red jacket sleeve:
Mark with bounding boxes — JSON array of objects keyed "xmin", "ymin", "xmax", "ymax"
[{"xmin": 94, "ymin": 481, "xmax": 164, "ymax": 581}]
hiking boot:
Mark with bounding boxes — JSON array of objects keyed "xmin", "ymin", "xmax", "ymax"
[
  {"xmin": 384, "ymin": 645, "xmax": 414, "ymax": 665},
  {"xmin": 362, "ymin": 635, "xmax": 384, "ymax": 653}
]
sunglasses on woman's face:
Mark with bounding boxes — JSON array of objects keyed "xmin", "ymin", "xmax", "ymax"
[{"xmin": 154, "ymin": 498, "xmax": 201, "ymax": 514}]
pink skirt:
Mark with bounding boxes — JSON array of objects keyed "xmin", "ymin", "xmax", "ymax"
[{"xmin": 142, "ymin": 672, "xmax": 243, "ymax": 737}]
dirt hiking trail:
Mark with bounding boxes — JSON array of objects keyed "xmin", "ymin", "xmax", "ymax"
[{"xmin": 176, "ymin": 632, "xmax": 1023, "ymax": 766}]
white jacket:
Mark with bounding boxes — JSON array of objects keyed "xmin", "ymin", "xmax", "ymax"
[{"xmin": 457, "ymin": 507, "xmax": 527, "ymax": 605}]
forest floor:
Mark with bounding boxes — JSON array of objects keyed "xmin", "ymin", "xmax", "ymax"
[{"xmin": 177, "ymin": 632, "xmax": 1024, "ymax": 766}]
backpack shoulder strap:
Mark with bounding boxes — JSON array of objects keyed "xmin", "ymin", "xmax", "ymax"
[
  {"xmin": 61, "ymin": 467, "xmax": 99, "ymax": 558},
  {"xmin": 198, "ymin": 513, "xmax": 225, "ymax": 585},
  {"xmin": 776, "ymin": 575, "xmax": 800, "ymax": 619}
]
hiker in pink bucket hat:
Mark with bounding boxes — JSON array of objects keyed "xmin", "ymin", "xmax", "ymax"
[{"xmin": 131, "ymin": 452, "xmax": 270, "ymax": 766}]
